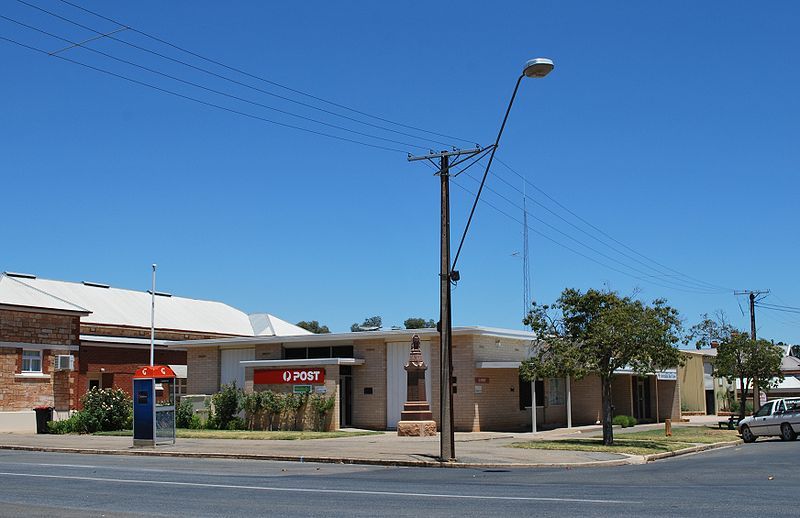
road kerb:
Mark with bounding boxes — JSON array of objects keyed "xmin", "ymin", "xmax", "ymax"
[
  {"xmin": 642, "ymin": 440, "xmax": 741, "ymax": 462},
  {"xmin": 0, "ymin": 443, "xmax": 634, "ymax": 469}
]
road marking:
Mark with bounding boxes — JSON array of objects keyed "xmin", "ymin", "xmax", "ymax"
[{"xmin": 0, "ymin": 471, "xmax": 638, "ymax": 504}]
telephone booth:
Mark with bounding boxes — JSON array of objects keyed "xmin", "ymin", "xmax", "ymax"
[{"xmin": 133, "ymin": 365, "xmax": 176, "ymax": 446}]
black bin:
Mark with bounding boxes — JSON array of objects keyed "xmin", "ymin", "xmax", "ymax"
[{"xmin": 34, "ymin": 407, "xmax": 53, "ymax": 434}]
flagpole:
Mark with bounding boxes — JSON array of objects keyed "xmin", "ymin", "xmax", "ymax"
[{"xmin": 150, "ymin": 264, "xmax": 156, "ymax": 366}]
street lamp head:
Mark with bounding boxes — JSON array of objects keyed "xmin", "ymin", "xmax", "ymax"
[{"xmin": 523, "ymin": 57, "xmax": 554, "ymax": 78}]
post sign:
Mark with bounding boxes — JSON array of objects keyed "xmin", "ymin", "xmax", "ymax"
[
  {"xmin": 293, "ymin": 385, "xmax": 312, "ymax": 394},
  {"xmin": 254, "ymin": 368, "xmax": 325, "ymax": 385}
]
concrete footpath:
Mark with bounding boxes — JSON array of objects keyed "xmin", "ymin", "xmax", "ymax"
[{"xmin": 0, "ymin": 420, "xmax": 736, "ymax": 469}]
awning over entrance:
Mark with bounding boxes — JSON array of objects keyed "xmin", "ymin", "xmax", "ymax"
[
  {"xmin": 240, "ymin": 358, "xmax": 365, "ymax": 368},
  {"xmin": 475, "ymin": 361, "xmax": 521, "ymax": 369}
]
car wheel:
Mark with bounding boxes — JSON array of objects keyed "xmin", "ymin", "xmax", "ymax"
[
  {"xmin": 780, "ymin": 423, "xmax": 797, "ymax": 441},
  {"xmin": 741, "ymin": 425, "xmax": 756, "ymax": 443}
]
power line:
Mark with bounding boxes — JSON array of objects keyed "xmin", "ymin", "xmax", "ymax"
[
  {"xmin": 0, "ymin": 33, "xmax": 409, "ymax": 154},
  {"xmin": 457, "ymin": 169, "xmax": 726, "ymax": 294},
  {"xmin": 0, "ymin": 13, "xmax": 431, "ymax": 151},
  {"xmin": 49, "ymin": 0, "xmax": 477, "ymax": 147},
  {"xmin": 448, "ymin": 177, "xmax": 731, "ymax": 295},
  {"xmin": 494, "ymin": 157, "xmax": 733, "ymax": 293}
]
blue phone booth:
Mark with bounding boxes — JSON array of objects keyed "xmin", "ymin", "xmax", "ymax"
[{"xmin": 133, "ymin": 365, "xmax": 176, "ymax": 446}]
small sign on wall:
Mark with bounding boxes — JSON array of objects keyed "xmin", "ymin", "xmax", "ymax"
[
  {"xmin": 315, "ymin": 386, "xmax": 327, "ymax": 394},
  {"xmin": 474, "ymin": 385, "xmax": 483, "ymax": 394},
  {"xmin": 475, "ymin": 377, "xmax": 489, "ymax": 384},
  {"xmin": 293, "ymin": 385, "xmax": 312, "ymax": 394}
]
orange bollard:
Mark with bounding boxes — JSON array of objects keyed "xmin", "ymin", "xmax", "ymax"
[{"xmin": 665, "ymin": 418, "xmax": 672, "ymax": 437}]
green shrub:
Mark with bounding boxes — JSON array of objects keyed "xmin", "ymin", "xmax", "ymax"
[
  {"xmin": 310, "ymin": 394, "xmax": 336, "ymax": 431},
  {"xmin": 47, "ymin": 414, "xmax": 79, "ymax": 434},
  {"xmin": 79, "ymin": 387, "xmax": 132, "ymax": 433},
  {"xmin": 209, "ymin": 382, "xmax": 243, "ymax": 430},
  {"xmin": 612, "ymin": 415, "xmax": 636, "ymax": 428},
  {"xmin": 242, "ymin": 392, "xmax": 262, "ymax": 430},
  {"xmin": 227, "ymin": 417, "xmax": 246, "ymax": 430},
  {"xmin": 283, "ymin": 393, "xmax": 307, "ymax": 431},
  {"xmin": 188, "ymin": 414, "xmax": 204, "ymax": 430},
  {"xmin": 175, "ymin": 399, "xmax": 194, "ymax": 429},
  {"xmin": 260, "ymin": 391, "xmax": 283, "ymax": 431}
]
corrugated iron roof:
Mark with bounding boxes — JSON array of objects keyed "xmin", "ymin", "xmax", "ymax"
[{"xmin": 1, "ymin": 272, "xmax": 310, "ymax": 338}]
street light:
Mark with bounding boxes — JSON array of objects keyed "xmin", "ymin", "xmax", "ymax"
[{"xmin": 436, "ymin": 57, "xmax": 554, "ymax": 461}]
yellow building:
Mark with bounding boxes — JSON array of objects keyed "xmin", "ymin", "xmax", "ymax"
[{"xmin": 679, "ymin": 349, "xmax": 734, "ymax": 414}]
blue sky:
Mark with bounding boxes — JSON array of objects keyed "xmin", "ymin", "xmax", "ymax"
[{"xmin": 1, "ymin": 1, "xmax": 798, "ymax": 342}]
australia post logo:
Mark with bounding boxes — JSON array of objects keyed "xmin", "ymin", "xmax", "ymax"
[{"xmin": 254, "ymin": 368, "xmax": 325, "ymax": 385}]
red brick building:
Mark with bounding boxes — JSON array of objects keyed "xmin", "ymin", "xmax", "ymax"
[{"xmin": 0, "ymin": 271, "xmax": 310, "ymax": 431}]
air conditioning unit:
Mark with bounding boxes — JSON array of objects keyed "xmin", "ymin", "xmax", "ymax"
[{"xmin": 55, "ymin": 355, "xmax": 74, "ymax": 371}]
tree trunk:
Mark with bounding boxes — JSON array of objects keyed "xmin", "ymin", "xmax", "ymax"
[
  {"xmin": 601, "ymin": 375, "xmax": 614, "ymax": 446},
  {"xmin": 739, "ymin": 377, "xmax": 747, "ymax": 421}
]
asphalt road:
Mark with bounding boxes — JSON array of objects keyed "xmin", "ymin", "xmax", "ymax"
[{"xmin": 0, "ymin": 439, "xmax": 795, "ymax": 517}]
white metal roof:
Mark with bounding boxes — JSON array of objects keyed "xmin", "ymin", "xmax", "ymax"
[
  {"xmin": 2, "ymin": 272, "xmax": 309, "ymax": 338},
  {"xmin": 0, "ymin": 273, "xmax": 90, "ymax": 314},
  {"xmin": 170, "ymin": 326, "xmax": 535, "ymax": 347}
]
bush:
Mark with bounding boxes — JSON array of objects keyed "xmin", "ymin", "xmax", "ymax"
[
  {"xmin": 188, "ymin": 414, "xmax": 204, "ymax": 430},
  {"xmin": 47, "ymin": 388, "xmax": 132, "ymax": 434},
  {"xmin": 283, "ymin": 393, "xmax": 307, "ymax": 431},
  {"xmin": 260, "ymin": 391, "xmax": 283, "ymax": 431},
  {"xmin": 242, "ymin": 392, "xmax": 262, "ymax": 430},
  {"xmin": 209, "ymin": 382, "xmax": 243, "ymax": 430},
  {"xmin": 612, "ymin": 415, "xmax": 637, "ymax": 428},
  {"xmin": 176, "ymin": 399, "xmax": 194, "ymax": 429},
  {"xmin": 309, "ymin": 393, "xmax": 336, "ymax": 431}
]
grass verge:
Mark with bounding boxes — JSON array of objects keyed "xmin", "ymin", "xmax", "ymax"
[
  {"xmin": 510, "ymin": 426, "xmax": 739, "ymax": 455},
  {"xmin": 94, "ymin": 429, "xmax": 381, "ymax": 440}
]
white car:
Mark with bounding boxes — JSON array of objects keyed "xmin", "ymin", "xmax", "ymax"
[{"xmin": 739, "ymin": 398, "xmax": 800, "ymax": 443}]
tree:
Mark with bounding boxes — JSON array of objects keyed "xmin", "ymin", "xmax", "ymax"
[
  {"xmin": 404, "ymin": 317, "xmax": 436, "ymax": 329},
  {"xmin": 713, "ymin": 333, "xmax": 784, "ymax": 420},
  {"xmin": 350, "ymin": 315, "xmax": 382, "ymax": 332},
  {"xmin": 520, "ymin": 288, "xmax": 684, "ymax": 446},
  {"xmin": 685, "ymin": 311, "xmax": 733, "ymax": 349},
  {"xmin": 296, "ymin": 320, "xmax": 330, "ymax": 334}
]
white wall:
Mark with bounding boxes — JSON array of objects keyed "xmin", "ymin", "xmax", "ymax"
[
  {"xmin": 386, "ymin": 341, "xmax": 432, "ymax": 429},
  {"xmin": 0, "ymin": 411, "xmax": 36, "ymax": 433},
  {"xmin": 220, "ymin": 348, "xmax": 255, "ymax": 389}
]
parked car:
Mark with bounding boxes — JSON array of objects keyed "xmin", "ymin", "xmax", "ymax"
[{"xmin": 739, "ymin": 398, "xmax": 800, "ymax": 443}]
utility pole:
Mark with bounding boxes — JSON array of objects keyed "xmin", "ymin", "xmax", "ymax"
[
  {"xmin": 734, "ymin": 289, "xmax": 769, "ymax": 411},
  {"xmin": 408, "ymin": 146, "xmax": 483, "ymax": 462}
]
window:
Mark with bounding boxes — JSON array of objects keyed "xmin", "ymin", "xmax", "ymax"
[
  {"xmin": 22, "ymin": 350, "xmax": 42, "ymax": 373},
  {"xmin": 519, "ymin": 376, "xmax": 544, "ymax": 409},
  {"xmin": 547, "ymin": 378, "xmax": 566, "ymax": 406},
  {"xmin": 175, "ymin": 377, "xmax": 187, "ymax": 396},
  {"xmin": 754, "ymin": 401, "xmax": 774, "ymax": 417}
]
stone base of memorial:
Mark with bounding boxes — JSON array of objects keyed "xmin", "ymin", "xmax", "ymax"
[{"xmin": 397, "ymin": 419, "xmax": 437, "ymax": 437}]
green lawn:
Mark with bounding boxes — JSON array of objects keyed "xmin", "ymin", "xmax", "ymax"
[
  {"xmin": 510, "ymin": 426, "xmax": 739, "ymax": 455},
  {"xmin": 94, "ymin": 429, "xmax": 381, "ymax": 440}
]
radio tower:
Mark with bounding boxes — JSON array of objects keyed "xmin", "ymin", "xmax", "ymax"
[{"xmin": 522, "ymin": 181, "xmax": 531, "ymax": 324}]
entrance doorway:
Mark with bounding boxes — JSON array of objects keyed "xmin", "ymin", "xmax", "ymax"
[
  {"xmin": 632, "ymin": 377, "xmax": 652, "ymax": 420},
  {"xmin": 705, "ymin": 390, "xmax": 716, "ymax": 415},
  {"xmin": 340, "ymin": 366, "xmax": 353, "ymax": 427}
]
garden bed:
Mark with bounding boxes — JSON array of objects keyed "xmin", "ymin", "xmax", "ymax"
[{"xmin": 93, "ymin": 429, "xmax": 381, "ymax": 440}]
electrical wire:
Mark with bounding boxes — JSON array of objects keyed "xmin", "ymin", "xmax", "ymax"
[
  {"xmin": 448, "ymin": 178, "xmax": 729, "ymax": 295},
  {"xmin": 494, "ymin": 157, "xmax": 733, "ymax": 293},
  {"xmin": 0, "ymin": 33, "xmax": 410, "ymax": 154},
  {"xmin": 0, "ymin": 13, "xmax": 433, "ymax": 151},
  {"xmin": 46, "ymin": 0, "xmax": 477, "ymax": 147},
  {"xmin": 456, "ymin": 169, "xmax": 726, "ymax": 294}
]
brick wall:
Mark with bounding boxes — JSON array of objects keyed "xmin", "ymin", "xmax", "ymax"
[
  {"xmin": 1, "ymin": 309, "xmax": 79, "ymax": 345},
  {"xmin": 187, "ymin": 347, "xmax": 220, "ymax": 394},
  {"xmin": 78, "ymin": 345, "xmax": 186, "ymax": 402},
  {"xmin": 612, "ymin": 375, "xmax": 633, "ymax": 416},
  {"xmin": 351, "ymin": 339, "xmax": 387, "ymax": 429},
  {"xmin": 570, "ymin": 375, "xmax": 602, "ymax": 425},
  {"xmin": 80, "ymin": 324, "xmax": 238, "ymax": 342},
  {"xmin": 0, "ymin": 309, "xmax": 80, "ymax": 412}
]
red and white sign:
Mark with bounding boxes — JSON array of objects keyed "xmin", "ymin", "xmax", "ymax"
[{"xmin": 254, "ymin": 368, "xmax": 325, "ymax": 385}]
